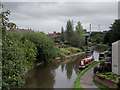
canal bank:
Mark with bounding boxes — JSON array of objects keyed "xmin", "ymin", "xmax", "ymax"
[{"xmin": 26, "ymin": 52, "xmax": 85, "ymax": 75}]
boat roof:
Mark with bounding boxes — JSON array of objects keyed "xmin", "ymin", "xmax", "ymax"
[
  {"xmin": 84, "ymin": 56, "xmax": 93, "ymax": 61},
  {"xmin": 99, "ymin": 52, "xmax": 105, "ymax": 54}
]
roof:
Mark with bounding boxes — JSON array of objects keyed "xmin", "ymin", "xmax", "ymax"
[
  {"xmin": 9, "ymin": 28, "xmax": 31, "ymax": 33},
  {"xmin": 48, "ymin": 32, "xmax": 59, "ymax": 38}
]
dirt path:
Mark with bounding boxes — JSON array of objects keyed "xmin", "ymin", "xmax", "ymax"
[{"xmin": 80, "ymin": 63, "xmax": 100, "ymax": 89}]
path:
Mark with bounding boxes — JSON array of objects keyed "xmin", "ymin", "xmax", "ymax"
[{"xmin": 80, "ymin": 63, "xmax": 100, "ymax": 89}]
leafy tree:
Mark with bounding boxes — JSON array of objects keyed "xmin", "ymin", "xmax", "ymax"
[
  {"xmin": 60, "ymin": 27, "xmax": 65, "ymax": 42},
  {"xmin": 22, "ymin": 31, "xmax": 56, "ymax": 63},
  {"xmin": 75, "ymin": 21, "xmax": 85, "ymax": 46},
  {"xmin": 65, "ymin": 20, "xmax": 74, "ymax": 44},
  {"xmin": 104, "ymin": 19, "xmax": 120, "ymax": 45},
  {"xmin": 90, "ymin": 32, "xmax": 105, "ymax": 43},
  {"xmin": 8, "ymin": 22, "xmax": 16, "ymax": 29},
  {"xmin": 2, "ymin": 31, "xmax": 25, "ymax": 89}
]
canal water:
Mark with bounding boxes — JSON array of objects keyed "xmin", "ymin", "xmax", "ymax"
[{"xmin": 23, "ymin": 51, "xmax": 99, "ymax": 88}]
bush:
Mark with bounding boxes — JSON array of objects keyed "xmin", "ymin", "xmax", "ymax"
[
  {"xmin": 55, "ymin": 46, "xmax": 61, "ymax": 57},
  {"xmin": 2, "ymin": 30, "xmax": 57, "ymax": 89},
  {"xmin": 2, "ymin": 31, "xmax": 26, "ymax": 89},
  {"xmin": 60, "ymin": 49, "xmax": 71, "ymax": 55},
  {"xmin": 23, "ymin": 31, "xmax": 56, "ymax": 63},
  {"xmin": 22, "ymin": 40, "xmax": 37, "ymax": 72},
  {"xmin": 67, "ymin": 47, "xmax": 77, "ymax": 53},
  {"xmin": 98, "ymin": 72, "xmax": 119, "ymax": 80},
  {"xmin": 116, "ymin": 78, "xmax": 120, "ymax": 89},
  {"xmin": 60, "ymin": 53, "xmax": 66, "ymax": 60},
  {"xmin": 94, "ymin": 66, "xmax": 100, "ymax": 74},
  {"xmin": 73, "ymin": 47, "xmax": 82, "ymax": 52},
  {"xmin": 95, "ymin": 44, "xmax": 109, "ymax": 52}
]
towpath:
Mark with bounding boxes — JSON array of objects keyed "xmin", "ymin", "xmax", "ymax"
[{"xmin": 80, "ymin": 63, "xmax": 100, "ymax": 89}]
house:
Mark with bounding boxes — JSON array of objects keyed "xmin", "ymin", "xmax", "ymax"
[
  {"xmin": 47, "ymin": 31, "xmax": 60, "ymax": 38},
  {"xmin": 9, "ymin": 28, "xmax": 32, "ymax": 33}
]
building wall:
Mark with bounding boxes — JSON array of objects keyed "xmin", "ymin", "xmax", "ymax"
[{"xmin": 112, "ymin": 40, "xmax": 120, "ymax": 75}]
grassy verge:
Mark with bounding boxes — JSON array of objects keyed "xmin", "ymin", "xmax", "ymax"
[
  {"xmin": 93, "ymin": 76, "xmax": 109, "ymax": 89},
  {"xmin": 73, "ymin": 59, "xmax": 104, "ymax": 88}
]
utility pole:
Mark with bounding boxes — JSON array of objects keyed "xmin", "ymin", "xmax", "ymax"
[
  {"xmin": 90, "ymin": 24, "xmax": 91, "ymax": 34},
  {"xmin": 98, "ymin": 24, "xmax": 100, "ymax": 31}
]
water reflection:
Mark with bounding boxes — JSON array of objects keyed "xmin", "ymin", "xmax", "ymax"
[{"xmin": 23, "ymin": 54, "xmax": 85, "ymax": 88}]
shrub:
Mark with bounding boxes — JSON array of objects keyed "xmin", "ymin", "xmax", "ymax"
[
  {"xmin": 22, "ymin": 40, "xmax": 37, "ymax": 72},
  {"xmin": 116, "ymin": 78, "xmax": 120, "ymax": 89},
  {"xmin": 60, "ymin": 53, "xmax": 66, "ymax": 60},
  {"xmin": 94, "ymin": 66, "xmax": 100, "ymax": 74},
  {"xmin": 66, "ymin": 47, "xmax": 76, "ymax": 54},
  {"xmin": 2, "ymin": 31, "xmax": 25, "ymax": 89},
  {"xmin": 95, "ymin": 44, "xmax": 109, "ymax": 52},
  {"xmin": 73, "ymin": 47, "xmax": 82, "ymax": 52},
  {"xmin": 23, "ymin": 31, "xmax": 56, "ymax": 63},
  {"xmin": 98, "ymin": 72, "xmax": 119, "ymax": 80},
  {"xmin": 55, "ymin": 46, "xmax": 61, "ymax": 57},
  {"xmin": 60, "ymin": 49, "xmax": 71, "ymax": 55}
]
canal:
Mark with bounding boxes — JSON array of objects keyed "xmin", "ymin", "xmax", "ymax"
[{"xmin": 23, "ymin": 51, "xmax": 99, "ymax": 88}]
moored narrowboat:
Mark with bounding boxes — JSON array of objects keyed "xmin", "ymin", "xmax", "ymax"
[{"xmin": 79, "ymin": 56, "xmax": 94, "ymax": 69}]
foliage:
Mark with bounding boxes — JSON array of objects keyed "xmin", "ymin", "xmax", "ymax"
[
  {"xmin": 90, "ymin": 32, "xmax": 105, "ymax": 43},
  {"xmin": 65, "ymin": 20, "xmax": 73, "ymax": 44},
  {"xmin": 73, "ymin": 47, "xmax": 82, "ymax": 52},
  {"xmin": 55, "ymin": 46, "xmax": 61, "ymax": 57},
  {"xmin": 60, "ymin": 53, "xmax": 66, "ymax": 60},
  {"xmin": 67, "ymin": 47, "xmax": 82, "ymax": 53},
  {"xmin": 104, "ymin": 19, "xmax": 120, "ymax": 45},
  {"xmin": 94, "ymin": 66, "xmax": 100, "ymax": 74},
  {"xmin": 60, "ymin": 20, "xmax": 85, "ymax": 49},
  {"xmin": 98, "ymin": 72, "xmax": 119, "ymax": 80},
  {"xmin": 95, "ymin": 44, "xmax": 109, "ymax": 52},
  {"xmin": 93, "ymin": 76, "xmax": 109, "ymax": 89},
  {"xmin": 2, "ymin": 31, "xmax": 25, "ymax": 89},
  {"xmin": 60, "ymin": 49, "xmax": 71, "ymax": 55},
  {"xmin": 67, "ymin": 47, "xmax": 77, "ymax": 53},
  {"xmin": 22, "ymin": 40, "xmax": 37, "ymax": 71},
  {"xmin": 116, "ymin": 78, "xmax": 120, "ymax": 89},
  {"xmin": 22, "ymin": 31, "xmax": 56, "ymax": 63},
  {"xmin": 2, "ymin": 29, "xmax": 57, "ymax": 89},
  {"xmin": 60, "ymin": 27, "xmax": 65, "ymax": 42}
]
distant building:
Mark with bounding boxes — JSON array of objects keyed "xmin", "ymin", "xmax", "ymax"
[
  {"xmin": 9, "ymin": 28, "xmax": 32, "ymax": 33},
  {"xmin": 48, "ymin": 31, "xmax": 60, "ymax": 38},
  {"xmin": 112, "ymin": 40, "xmax": 120, "ymax": 75}
]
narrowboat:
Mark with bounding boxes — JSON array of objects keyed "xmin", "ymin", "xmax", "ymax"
[
  {"xmin": 99, "ymin": 52, "xmax": 105, "ymax": 60},
  {"xmin": 99, "ymin": 50, "xmax": 110, "ymax": 60},
  {"xmin": 79, "ymin": 56, "xmax": 94, "ymax": 69}
]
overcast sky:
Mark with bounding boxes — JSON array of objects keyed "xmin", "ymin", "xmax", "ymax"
[{"xmin": 3, "ymin": 1, "xmax": 118, "ymax": 33}]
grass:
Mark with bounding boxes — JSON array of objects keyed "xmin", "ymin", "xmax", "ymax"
[
  {"xmin": 73, "ymin": 59, "xmax": 104, "ymax": 88},
  {"xmin": 93, "ymin": 76, "xmax": 109, "ymax": 90}
]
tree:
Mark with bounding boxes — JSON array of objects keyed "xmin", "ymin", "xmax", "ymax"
[
  {"xmin": 23, "ymin": 31, "xmax": 57, "ymax": 63},
  {"xmin": 7, "ymin": 22, "xmax": 16, "ymax": 29},
  {"xmin": 104, "ymin": 19, "xmax": 120, "ymax": 45},
  {"xmin": 60, "ymin": 27, "xmax": 65, "ymax": 42},
  {"xmin": 65, "ymin": 20, "xmax": 74, "ymax": 44},
  {"xmin": 74, "ymin": 21, "xmax": 85, "ymax": 47}
]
